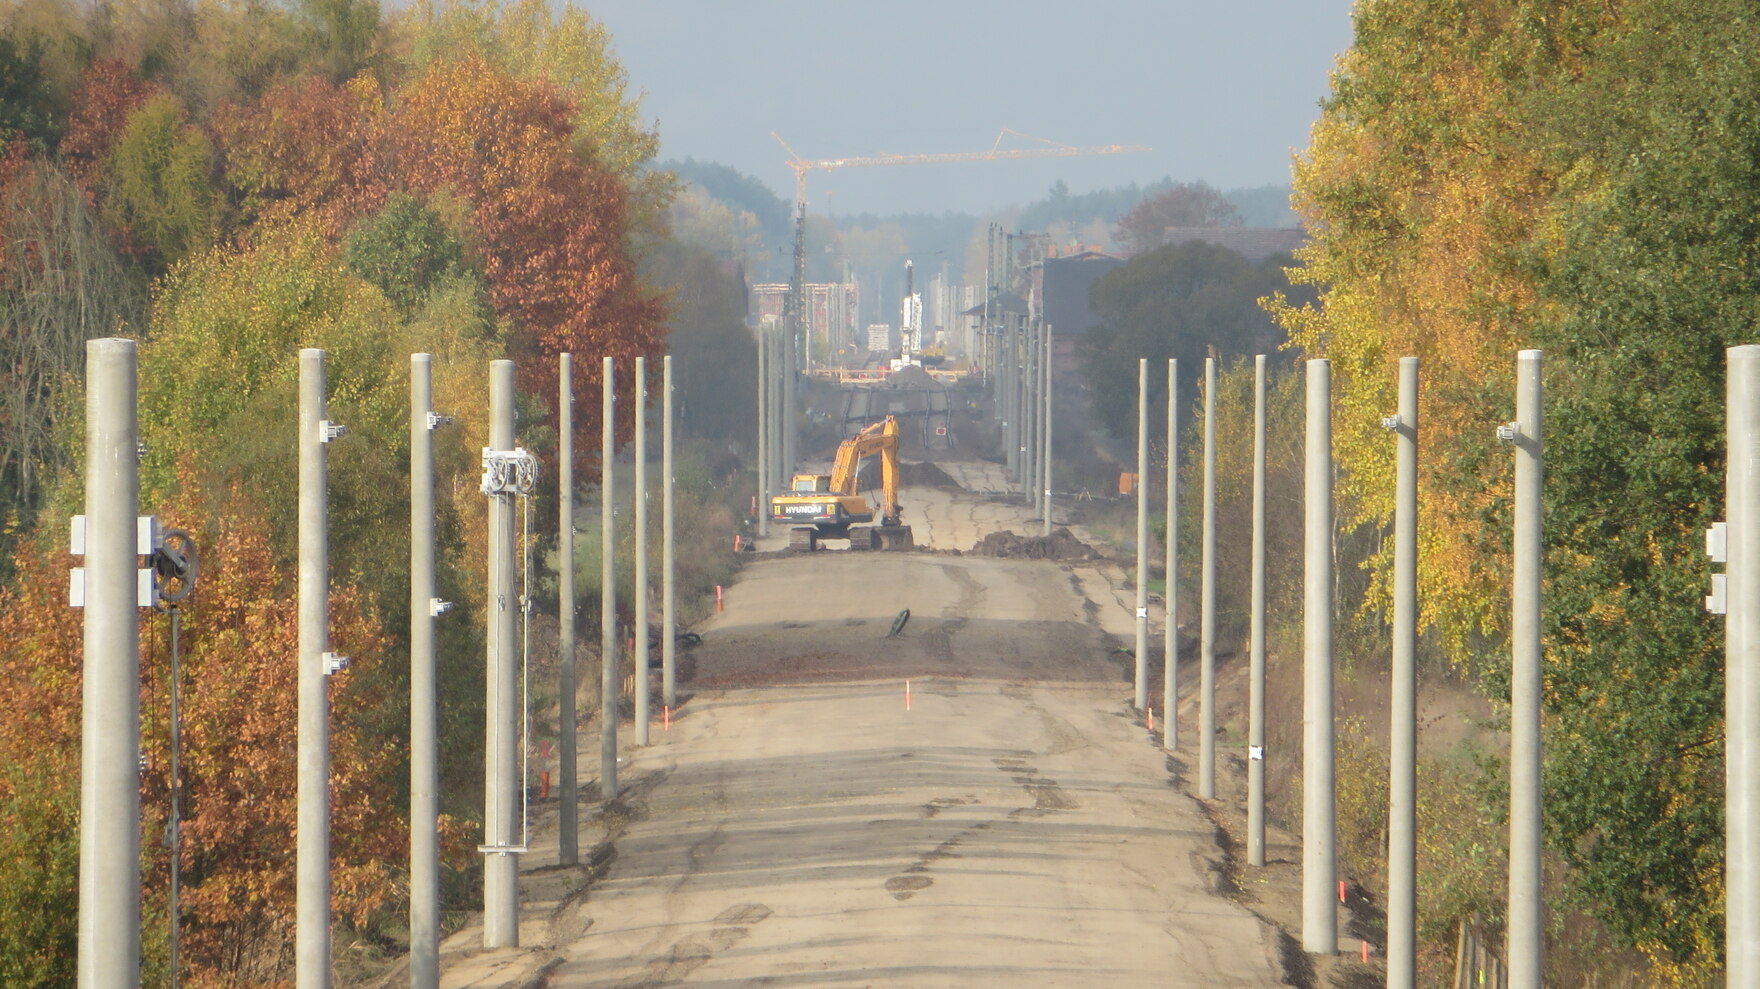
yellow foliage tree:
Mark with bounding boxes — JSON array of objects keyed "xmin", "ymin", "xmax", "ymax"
[{"xmin": 1267, "ymin": 3, "xmax": 1603, "ymax": 664}]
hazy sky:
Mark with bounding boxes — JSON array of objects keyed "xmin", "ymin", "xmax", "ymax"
[{"xmin": 585, "ymin": 1, "xmax": 1359, "ymax": 217}]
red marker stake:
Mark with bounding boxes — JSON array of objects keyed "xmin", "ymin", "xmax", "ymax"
[
  {"xmin": 663, "ymin": 705, "xmax": 670, "ymax": 732},
  {"xmin": 715, "ymin": 584, "xmax": 724, "ymax": 612},
  {"xmin": 905, "ymin": 679, "xmax": 912, "ymax": 711},
  {"xmin": 1339, "ymin": 880, "xmax": 1347, "ymax": 903},
  {"xmin": 1147, "ymin": 706, "xmax": 1154, "ymax": 732},
  {"xmin": 1361, "ymin": 941, "xmax": 1370, "ymax": 963}
]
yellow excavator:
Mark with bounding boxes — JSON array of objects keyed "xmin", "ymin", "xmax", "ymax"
[{"xmin": 770, "ymin": 415, "xmax": 914, "ymax": 552}]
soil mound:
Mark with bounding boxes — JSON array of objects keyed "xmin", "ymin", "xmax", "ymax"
[
  {"xmin": 899, "ymin": 460, "xmax": 962, "ymax": 490},
  {"xmin": 968, "ymin": 527, "xmax": 1099, "ymax": 561},
  {"xmin": 884, "ymin": 364, "xmax": 938, "ymax": 390}
]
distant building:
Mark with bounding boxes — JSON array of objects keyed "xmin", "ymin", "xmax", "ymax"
[
  {"xmin": 1041, "ymin": 251, "xmax": 1125, "ymax": 338},
  {"xmin": 751, "ymin": 282, "xmax": 861, "ymax": 358},
  {"xmin": 1159, "ymin": 226, "xmax": 1307, "ymax": 261}
]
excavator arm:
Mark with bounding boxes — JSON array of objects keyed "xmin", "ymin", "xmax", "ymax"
[{"xmin": 827, "ymin": 416, "xmax": 904, "ymax": 526}]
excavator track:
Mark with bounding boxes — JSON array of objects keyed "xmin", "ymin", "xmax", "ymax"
[{"xmin": 788, "ymin": 527, "xmax": 818, "ymax": 552}]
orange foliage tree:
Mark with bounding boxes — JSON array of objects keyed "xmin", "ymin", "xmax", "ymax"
[
  {"xmin": 214, "ymin": 56, "xmax": 663, "ymax": 473},
  {"xmin": 0, "ymin": 470, "xmax": 416, "ymax": 987},
  {"xmin": 389, "ymin": 54, "xmax": 663, "ymax": 456}
]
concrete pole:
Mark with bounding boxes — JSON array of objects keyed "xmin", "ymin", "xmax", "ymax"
[
  {"xmin": 1727, "ymin": 345, "xmax": 1760, "ymax": 987},
  {"xmin": 1023, "ymin": 316, "xmax": 1037, "ymax": 506},
  {"xmin": 600, "ymin": 357, "xmax": 619, "ymax": 800},
  {"xmin": 483, "ymin": 360, "xmax": 519, "ymax": 948},
  {"xmin": 1508, "ymin": 350, "xmax": 1544, "ymax": 988},
  {"xmin": 1004, "ymin": 321, "xmax": 1018, "ymax": 477},
  {"xmin": 634, "ymin": 357, "xmax": 650, "ymax": 746},
  {"xmin": 1134, "ymin": 358, "xmax": 1150, "ymax": 711},
  {"xmin": 1042, "ymin": 325, "xmax": 1053, "ymax": 537},
  {"xmin": 770, "ymin": 327, "xmax": 785, "ymax": 496},
  {"xmin": 757, "ymin": 327, "xmax": 769, "ymax": 538},
  {"xmin": 1164, "ymin": 358, "xmax": 1178, "ymax": 750},
  {"xmin": 1387, "ymin": 356, "xmax": 1419, "ymax": 988},
  {"xmin": 1200, "ymin": 358, "xmax": 1220, "ymax": 799},
  {"xmin": 557, "ymin": 354, "xmax": 578, "ymax": 868},
  {"xmin": 410, "ymin": 355, "xmax": 441, "ymax": 987},
  {"xmin": 79, "ymin": 338, "xmax": 140, "ymax": 989},
  {"xmin": 663, "ymin": 356, "xmax": 678, "ymax": 709},
  {"xmin": 1027, "ymin": 315, "xmax": 1034, "ymax": 489},
  {"xmin": 783, "ymin": 316, "xmax": 796, "ymax": 476},
  {"xmin": 297, "ymin": 349, "xmax": 333, "ymax": 987},
  {"xmin": 1304, "ymin": 358, "xmax": 1337, "ymax": 955},
  {"xmin": 1248, "ymin": 355, "xmax": 1268, "ymax": 864}
]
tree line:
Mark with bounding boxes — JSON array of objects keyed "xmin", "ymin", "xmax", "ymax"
[
  {"xmin": 0, "ymin": 1, "xmax": 757, "ymax": 984},
  {"xmin": 1110, "ymin": 1, "xmax": 1755, "ymax": 983}
]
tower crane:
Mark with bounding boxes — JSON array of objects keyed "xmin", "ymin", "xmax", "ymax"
[
  {"xmin": 769, "ymin": 130, "xmax": 1148, "ymax": 379},
  {"xmin": 772, "ymin": 129, "xmax": 1151, "ymax": 210}
]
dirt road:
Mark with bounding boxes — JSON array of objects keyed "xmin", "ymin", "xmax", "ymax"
[{"xmin": 436, "ymin": 478, "xmax": 1289, "ymax": 988}]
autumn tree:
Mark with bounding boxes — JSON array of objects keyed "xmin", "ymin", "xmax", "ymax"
[
  {"xmin": 1112, "ymin": 180, "xmax": 1239, "ymax": 255},
  {"xmin": 214, "ymin": 73, "xmax": 387, "ymax": 233},
  {"xmin": 387, "ymin": 0, "xmax": 669, "ymax": 226},
  {"xmin": 390, "ymin": 53, "xmax": 664, "ymax": 460}
]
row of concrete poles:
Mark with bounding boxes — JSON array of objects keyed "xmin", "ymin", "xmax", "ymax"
[
  {"xmin": 75, "ymin": 341, "xmax": 680, "ymax": 989},
  {"xmin": 998, "ymin": 315, "xmax": 1055, "ymax": 535},
  {"xmin": 1129, "ymin": 353, "xmax": 1544, "ymax": 988},
  {"xmin": 66, "ymin": 339, "xmax": 1760, "ymax": 988}
]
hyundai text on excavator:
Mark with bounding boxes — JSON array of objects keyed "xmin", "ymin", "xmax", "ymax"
[{"xmin": 770, "ymin": 415, "xmax": 914, "ymax": 552}]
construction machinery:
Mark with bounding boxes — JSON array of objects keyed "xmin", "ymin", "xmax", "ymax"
[{"xmin": 770, "ymin": 415, "xmax": 914, "ymax": 552}]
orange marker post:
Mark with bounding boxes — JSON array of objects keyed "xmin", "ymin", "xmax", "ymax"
[
  {"xmin": 1339, "ymin": 880, "xmax": 1347, "ymax": 904},
  {"xmin": 715, "ymin": 585, "xmax": 724, "ymax": 612},
  {"xmin": 663, "ymin": 705, "xmax": 671, "ymax": 732},
  {"xmin": 905, "ymin": 679, "xmax": 912, "ymax": 711},
  {"xmin": 1147, "ymin": 706, "xmax": 1154, "ymax": 732}
]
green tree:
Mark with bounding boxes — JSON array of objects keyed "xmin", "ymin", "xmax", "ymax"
[
  {"xmin": 1522, "ymin": 0, "xmax": 1760, "ymax": 972},
  {"xmin": 0, "ymin": 32, "xmax": 59, "ymax": 150},
  {"xmin": 1081, "ymin": 240, "xmax": 1299, "ymax": 438},
  {"xmin": 102, "ymin": 92, "xmax": 218, "ymax": 269},
  {"xmin": 640, "ymin": 236, "xmax": 756, "ymax": 445},
  {"xmin": 342, "ymin": 190, "xmax": 469, "ymax": 313}
]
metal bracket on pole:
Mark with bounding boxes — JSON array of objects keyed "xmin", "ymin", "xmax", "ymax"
[
  {"xmin": 322, "ymin": 652, "xmax": 350, "ymax": 676},
  {"xmin": 1710, "ymin": 522, "xmax": 1730, "ymax": 614},
  {"xmin": 318, "ymin": 420, "xmax": 348, "ymax": 444},
  {"xmin": 68, "ymin": 515, "xmax": 161, "ymax": 608},
  {"xmin": 426, "ymin": 412, "xmax": 454, "ymax": 431},
  {"xmin": 480, "ymin": 448, "xmax": 540, "ymax": 496},
  {"xmin": 475, "ymin": 843, "xmax": 529, "ymax": 855},
  {"xmin": 1381, "ymin": 414, "xmax": 1402, "ymax": 430},
  {"xmin": 429, "ymin": 598, "xmax": 454, "ymax": 617},
  {"xmin": 1496, "ymin": 421, "xmax": 1520, "ymax": 443}
]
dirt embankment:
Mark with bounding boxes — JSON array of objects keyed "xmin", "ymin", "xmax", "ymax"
[{"xmin": 965, "ymin": 526, "xmax": 1100, "ymax": 561}]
